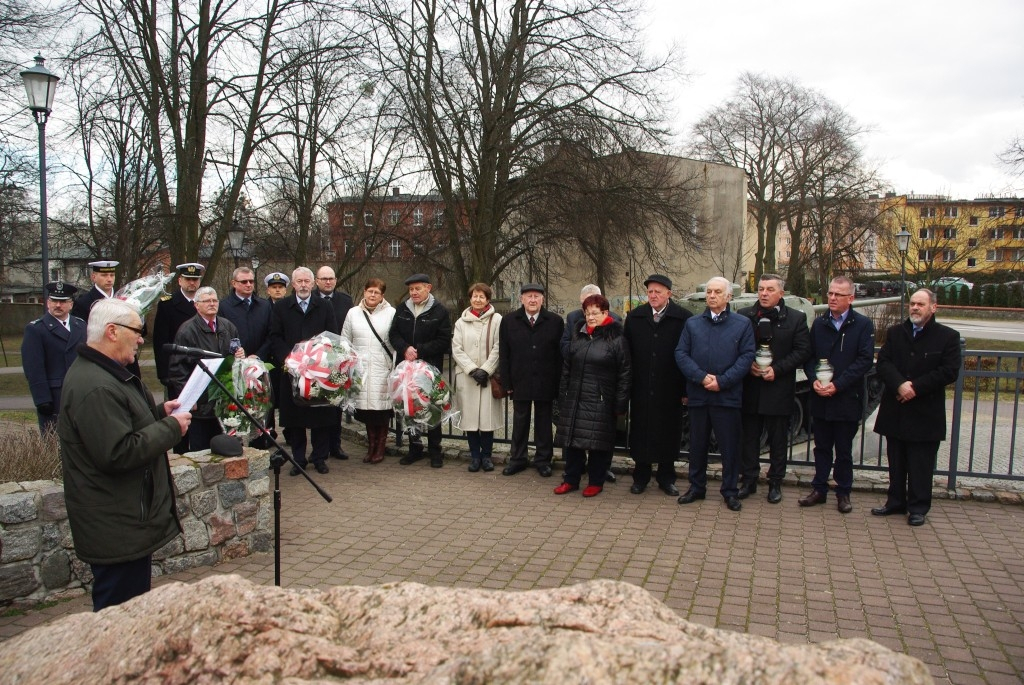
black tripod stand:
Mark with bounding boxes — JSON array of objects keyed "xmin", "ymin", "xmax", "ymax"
[{"xmin": 171, "ymin": 349, "xmax": 332, "ymax": 586}]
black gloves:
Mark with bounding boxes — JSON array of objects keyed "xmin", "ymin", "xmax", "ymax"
[
  {"xmin": 469, "ymin": 369, "xmax": 489, "ymax": 387},
  {"xmin": 36, "ymin": 402, "xmax": 55, "ymax": 416}
]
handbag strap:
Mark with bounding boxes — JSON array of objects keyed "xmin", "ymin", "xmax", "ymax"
[{"xmin": 363, "ymin": 310, "xmax": 395, "ymax": 366}]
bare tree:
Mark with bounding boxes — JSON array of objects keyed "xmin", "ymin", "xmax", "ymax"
[
  {"xmin": 368, "ymin": 0, "xmax": 679, "ymax": 296},
  {"xmin": 1000, "ymin": 135, "xmax": 1024, "ymax": 177},
  {"xmin": 0, "ymin": 147, "xmax": 35, "ymax": 286}
]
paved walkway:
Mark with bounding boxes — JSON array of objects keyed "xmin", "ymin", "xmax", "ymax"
[{"xmin": 2, "ymin": 436, "xmax": 1023, "ymax": 685}]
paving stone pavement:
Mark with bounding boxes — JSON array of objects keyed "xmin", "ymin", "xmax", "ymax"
[{"xmin": 2, "ymin": 438, "xmax": 1023, "ymax": 685}]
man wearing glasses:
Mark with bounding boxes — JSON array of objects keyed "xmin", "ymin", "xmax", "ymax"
[
  {"xmin": 168, "ymin": 286, "xmax": 245, "ymax": 451},
  {"xmin": 58, "ymin": 299, "xmax": 191, "ymax": 611},
  {"xmin": 315, "ymin": 266, "xmax": 354, "ymax": 460},
  {"xmin": 798, "ymin": 275, "xmax": 875, "ymax": 514},
  {"xmin": 219, "ymin": 266, "xmax": 273, "ymax": 361}
]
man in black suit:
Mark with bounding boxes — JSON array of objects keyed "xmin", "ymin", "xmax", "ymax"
[
  {"xmin": 22, "ymin": 282, "xmax": 87, "ymax": 433},
  {"xmin": 70, "ymin": 260, "xmax": 118, "ymax": 321},
  {"xmin": 315, "ymin": 265, "xmax": 354, "ymax": 460},
  {"xmin": 499, "ymin": 283, "xmax": 564, "ymax": 477},
  {"xmin": 269, "ymin": 266, "xmax": 340, "ymax": 475},
  {"xmin": 872, "ymin": 288, "xmax": 961, "ymax": 527},
  {"xmin": 219, "ymin": 266, "xmax": 272, "ymax": 360},
  {"xmin": 153, "ymin": 263, "xmax": 205, "ymax": 394}
]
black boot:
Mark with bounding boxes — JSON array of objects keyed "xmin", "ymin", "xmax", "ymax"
[
  {"xmin": 737, "ymin": 480, "xmax": 758, "ymax": 499},
  {"xmin": 767, "ymin": 481, "xmax": 782, "ymax": 504}
]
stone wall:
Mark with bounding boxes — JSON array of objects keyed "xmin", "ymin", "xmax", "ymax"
[{"xmin": 0, "ymin": 449, "xmax": 272, "ymax": 605}]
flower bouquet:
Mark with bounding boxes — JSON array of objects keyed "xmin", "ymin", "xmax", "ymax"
[
  {"xmin": 388, "ymin": 360, "xmax": 459, "ymax": 434},
  {"xmin": 115, "ymin": 271, "xmax": 176, "ymax": 317},
  {"xmin": 284, "ymin": 331, "xmax": 364, "ymax": 409},
  {"xmin": 212, "ymin": 357, "xmax": 273, "ymax": 437}
]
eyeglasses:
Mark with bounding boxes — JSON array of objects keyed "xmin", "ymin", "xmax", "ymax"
[
  {"xmin": 196, "ymin": 299, "xmax": 219, "ymax": 305},
  {"xmin": 112, "ymin": 322, "xmax": 145, "ymax": 336},
  {"xmin": 235, "ymin": 279, "xmax": 254, "ymax": 284},
  {"xmin": 826, "ymin": 291, "xmax": 853, "ymax": 298}
]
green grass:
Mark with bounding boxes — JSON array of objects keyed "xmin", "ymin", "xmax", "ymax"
[
  {"xmin": 962, "ymin": 338, "xmax": 1024, "ymax": 353},
  {"xmin": 0, "ymin": 410, "xmax": 37, "ymax": 425},
  {"xmin": 0, "ymin": 335, "xmax": 22, "ymax": 368}
]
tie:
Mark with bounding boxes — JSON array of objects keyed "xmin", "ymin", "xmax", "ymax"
[
  {"xmin": 653, "ymin": 310, "xmax": 662, "ymax": 323},
  {"xmin": 300, "ymin": 300, "xmax": 308, "ymax": 314},
  {"xmin": 913, "ymin": 327, "xmax": 922, "ymax": 338},
  {"xmin": 63, "ymin": 319, "xmax": 70, "ymax": 331},
  {"xmin": 208, "ymin": 319, "xmax": 216, "ymax": 333},
  {"xmin": 529, "ymin": 316, "xmax": 535, "ymax": 327},
  {"xmin": 244, "ymin": 298, "xmax": 251, "ymax": 310}
]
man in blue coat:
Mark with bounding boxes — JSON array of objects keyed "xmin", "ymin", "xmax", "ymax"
[
  {"xmin": 872, "ymin": 289, "xmax": 960, "ymax": 526},
  {"xmin": 674, "ymin": 277, "xmax": 755, "ymax": 511},
  {"xmin": 798, "ymin": 275, "xmax": 875, "ymax": 514},
  {"xmin": 22, "ymin": 282, "xmax": 86, "ymax": 433}
]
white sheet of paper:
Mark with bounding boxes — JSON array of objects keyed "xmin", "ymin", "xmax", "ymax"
[{"xmin": 171, "ymin": 358, "xmax": 225, "ymax": 414}]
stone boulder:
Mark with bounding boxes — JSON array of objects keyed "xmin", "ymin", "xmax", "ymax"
[{"xmin": 0, "ymin": 575, "xmax": 932, "ymax": 684}]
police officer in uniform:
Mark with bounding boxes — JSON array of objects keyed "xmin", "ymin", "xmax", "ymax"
[
  {"xmin": 71, "ymin": 260, "xmax": 118, "ymax": 321},
  {"xmin": 23, "ymin": 282, "xmax": 86, "ymax": 433},
  {"xmin": 153, "ymin": 263, "xmax": 206, "ymax": 393}
]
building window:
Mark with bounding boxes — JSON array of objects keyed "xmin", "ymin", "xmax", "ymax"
[
  {"xmin": 990, "ymin": 228, "xmax": 1005, "ymax": 240},
  {"xmin": 968, "ymin": 238, "xmax": 978, "ymax": 248},
  {"xmin": 363, "ymin": 211, "xmax": 374, "ymax": 226},
  {"xmin": 412, "ymin": 241, "xmax": 424, "ymax": 254},
  {"xmin": 388, "ymin": 209, "xmax": 400, "ymax": 226},
  {"xmin": 986, "ymin": 250, "xmax": 1000, "ymax": 262},
  {"xmin": 1013, "ymin": 228, "xmax": 1024, "ymax": 239},
  {"xmin": 918, "ymin": 228, "xmax": 930, "ymax": 239},
  {"xmin": 967, "ymin": 258, "xmax": 977, "ymax": 267},
  {"xmin": 413, "ymin": 208, "xmax": 423, "ymax": 227},
  {"xmin": 942, "ymin": 227, "xmax": 957, "ymax": 239},
  {"xmin": 918, "ymin": 249, "xmax": 932, "ymax": 261},
  {"xmin": 944, "ymin": 207, "xmax": 958, "ymax": 218},
  {"xmin": 344, "ymin": 210, "xmax": 355, "ymax": 227},
  {"xmin": 344, "ymin": 240, "xmax": 352, "ymax": 255},
  {"xmin": 433, "ymin": 212, "xmax": 445, "ymax": 228},
  {"xmin": 390, "ymin": 239, "xmax": 401, "ymax": 258},
  {"xmin": 989, "ymin": 206, "xmax": 1006, "ymax": 218},
  {"xmin": 920, "ymin": 207, "xmax": 936, "ymax": 218},
  {"xmin": 969, "ymin": 216, "xmax": 979, "ymax": 226},
  {"xmin": 942, "ymin": 249, "xmax": 956, "ymax": 262},
  {"xmin": 1016, "ymin": 205, "xmax": 1024, "ymax": 218},
  {"xmin": 364, "ymin": 240, "xmax": 373, "ymax": 256}
]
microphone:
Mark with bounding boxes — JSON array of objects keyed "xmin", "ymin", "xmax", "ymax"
[{"xmin": 162, "ymin": 344, "xmax": 226, "ymax": 359}]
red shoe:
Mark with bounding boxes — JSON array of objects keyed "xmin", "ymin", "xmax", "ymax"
[
  {"xmin": 554, "ymin": 482, "xmax": 578, "ymax": 495},
  {"xmin": 582, "ymin": 485, "xmax": 603, "ymax": 498}
]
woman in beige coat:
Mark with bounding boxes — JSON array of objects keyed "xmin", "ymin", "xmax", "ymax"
[{"xmin": 451, "ymin": 283, "xmax": 503, "ymax": 472}]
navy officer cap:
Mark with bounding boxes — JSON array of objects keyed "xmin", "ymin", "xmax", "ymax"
[{"xmin": 45, "ymin": 281, "xmax": 79, "ymax": 300}]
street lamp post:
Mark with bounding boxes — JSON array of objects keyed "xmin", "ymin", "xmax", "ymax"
[
  {"xmin": 896, "ymin": 226, "xmax": 912, "ymax": 320},
  {"xmin": 20, "ymin": 55, "xmax": 59, "ymax": 298},
  {"xmin": 227, "ymin": 219, "xmax": 246, "ymax": 269}
]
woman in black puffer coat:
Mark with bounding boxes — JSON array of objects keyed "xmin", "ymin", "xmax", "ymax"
[{"xmin": 554, "ymin": 294, "xmax": 631, "ymax": 497}]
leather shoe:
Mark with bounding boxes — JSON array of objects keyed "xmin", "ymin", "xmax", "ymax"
[
  {"xmin": 908, "ymin": 513, "xmax": 926, "ymax": 526},
  {"xmin": 468, "ymin": 459, "xmax": 481, "ymax": 473},
  {"xmin": 503, "ymin": 462, "xmax": 527, "ymax": 476},
  {"xmin": 630, "ymin": 483, "xmax": 647, "ymax": 495},
  {"xmin": 837, "ymin": 494, "xmax": 852, "ymax": 514},
  {"xmin": 871, "ymin": 504, "xmax": 907, "ymax": 516},
  {"xmin": 798, "ymin": 490, "xmax": 826, "ymax": 507},
  {"xmin": 399, "ymin": 451, "xmax": 424, "ymax": 465},
  {"xmin": 737, "ymin": 481, "xmax": 757, "ymax": 499},
  {"xmin": 289, "ymin": 465, "xmax": 302, "ymax": 476},
  {"xmin": 536, "ymin": 464, "xmax": 553, "ymax": 478},
  {"xmin": 725, "ymin": 496, "xmax": 742, "ymax": 512},
  {"xmin": 659, "ymin": 483, "xmax": 680, "ymax": 497},
  {"xmin": 314, "ymin": 462, "xmax": 329, "ymax": 474},
  {"xmin": 554, "ymin": 482, "xmax": 578, "ymax": 495},
  {"xmin": 582, "ymin": 485, "xmax": 603, "ymax": 497},
  {"xmin": 767, "ymin": 482, "xmax": 782, "ymax": 504},
  {"xmin": 331, "ymin": 449, "xmax": 349, "ymax": 460},
  {"xmin": 481, "ymin": 458, "xmax": 494, "ymax": 472},
  {"xmin": 605, "ymin": 470, "xmax": 616, "ymax": 483},
  {"xmin": 677, "ymin": 488, "xmax": 706, "ymax": 504},
  {"xmin": 430, "ymin": 455, "xmax": 443, "ymax": 468}
]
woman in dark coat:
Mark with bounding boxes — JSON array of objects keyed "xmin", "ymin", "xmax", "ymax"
[{"xmin": 554, "ymin": 294, "xmax": 631, "ymax": 497}]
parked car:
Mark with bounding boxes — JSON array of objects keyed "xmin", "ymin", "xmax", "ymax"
[
  {"xmin": 854, "ymin": 283, "xmax": 869, "ymax": 297},
  {"xmin": 931, "ymin": 276, "xmax": 974, "ymax": 292},
  {"xmin": 863, "ymin": 280, "xmax": 896, "ymax": 297}
]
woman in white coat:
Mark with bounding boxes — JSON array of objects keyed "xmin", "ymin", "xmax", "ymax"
[
  {"xmin": 452, "ymin": 283, "xmax": 504, "ymax": 472},
  {"xmin": 342, "ymin": 278, "xmax": 396, "ymax": 463}
]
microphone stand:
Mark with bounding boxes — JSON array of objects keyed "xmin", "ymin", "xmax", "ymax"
[{"xmin": 178, "ymin": 353, "xmax": 332, "ymax": 586}]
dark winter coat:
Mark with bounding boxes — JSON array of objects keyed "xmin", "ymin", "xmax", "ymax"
[
  {"xmin": 70, "ymin": 286, "xmax": 109, "ymax": 322},
  {"xmin": 555, "ymin": 319, "xmax": 631, "ymax": 451},
  {"xmin": 623, "ymin": 301, "xmax": 690, "ymax": 462},
  {"xmin": 388, "ymin": 295, "xmax": 452, "ymax": 369},
  {"xmin": 804, "ymin": 308, "xmax": 875, "ymax": 422},
  {"xmin": 674, "ymin": 306, "xmax": 755, "ymax": 408},
  {"xmin": 873, "ymin": 318, "xmax": 961, "ymax": 442},
  {"xmin": 561, "ymin": 309, "xmax": 621, "ymax": 359},
  {"xmin": 218, "ymin": 293, "xmax": 273, "ymax": 361},
  {"xmin": 269, "ymin": 294, "xmax": 339, "ymax": 428},
  {"xmin": 739, "ymin": 301, "xmax": 811, "ymax": 416},
  {"xmin": 168, "ymin": 315, "xmax": 240, "ymax": 419},
  {"xmin": 22, "ymin": 312, "xmax": 86, "ymax": 411},
  {"xmin": 57, "ymin": 345, "xmax": 182, "ymax": 565},
  {"xmin": 153, "ymin": 290, "xmax": 200, "ymax": 384},
  {"xmin": 317, "ymin": 288, "xmax": 354, "ymax": 339},
  {"xmin": 499, "ymin": 307, "xmax": 564, "ymax": 402}
]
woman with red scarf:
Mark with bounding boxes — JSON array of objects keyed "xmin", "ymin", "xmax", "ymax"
[{"xmin": 554, "ymin": 294, "xmax": 631, "ymax": 497}]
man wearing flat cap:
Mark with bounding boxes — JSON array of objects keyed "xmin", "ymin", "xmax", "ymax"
[
  {"xmin": 623, "ymin": 275, "xmax": 691, "ymax": 496},
  {"xmin": 71, "ymin": 260, "xmax": 119, "ymax": 321},
  {"xmin": 23, "ymin": 282, "xmax": 87, "ymax": 434},
  {"xmin": 388, "ymin": 273, "xmax": 452, "ymax": 467},
  {"xmin": 153, "ymin": 262, "xmax": 206, "ymax": 395},
  {"xmin": 498, "ymin": 283, "xmax": 564, "ymax": 477}
]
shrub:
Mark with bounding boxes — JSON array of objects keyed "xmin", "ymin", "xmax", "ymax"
[{"xmin": 0, "ymin": 426, "xmax": 62, "ymax": 484}]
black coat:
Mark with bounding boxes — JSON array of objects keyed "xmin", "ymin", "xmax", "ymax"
[
  {"xmin": 218, "ymin": 293, "xmax": 273, "ymax": 361},
  {"xmin": 499, "ymin": 307, "xmax": 564, "ymax": 402},
  {"xmin": 269, "ymin": 294, "xmax": 339, "ymax": 428},
  {"xmin": 388, "ymin": 297, "xmax": 451, "ymax": 368},
  {"xmin": 623, "ymin": 302, "xmax": 690, "ymax": 462},
  {"xmin": 168, "ymin": 315, "xmax": 240, "ymax": 419},
  {"xmin": 70, "ymin": 286, "xmax": 109, "ymax": 321},
  {"xmin": 317, "ymin": 288, "xmax": 354, "ymax": 334},
  {"xmin": 804, "ymin": 308, "xmax": 875, "ymax": 422},
  {"xmin": 739, "ymin": 302, "xmax": 811, "ymax": 416},
  {"xmin": 561, "ymin": 309, "xmax": 621, "ymax": 359},
  {"xmin": 873, "ymin": 319, "xmax": 961, "ymax": 442},
  {"xmin": 153, "ymin": 290, "xmax": 199, "ymax": 384},
  {"xmin": 555, "ymin": 320, "xmax": 631, "ymax": 451}
]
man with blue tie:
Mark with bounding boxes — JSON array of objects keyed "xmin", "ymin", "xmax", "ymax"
[{"xmin": 22, "ymin": 282, "xmax": 87, "ymax": 433}]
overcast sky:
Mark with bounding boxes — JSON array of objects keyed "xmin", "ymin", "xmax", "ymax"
[{"xmin": 645, "ymin": 0, "xmax": 1024, "ymax": 200}]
